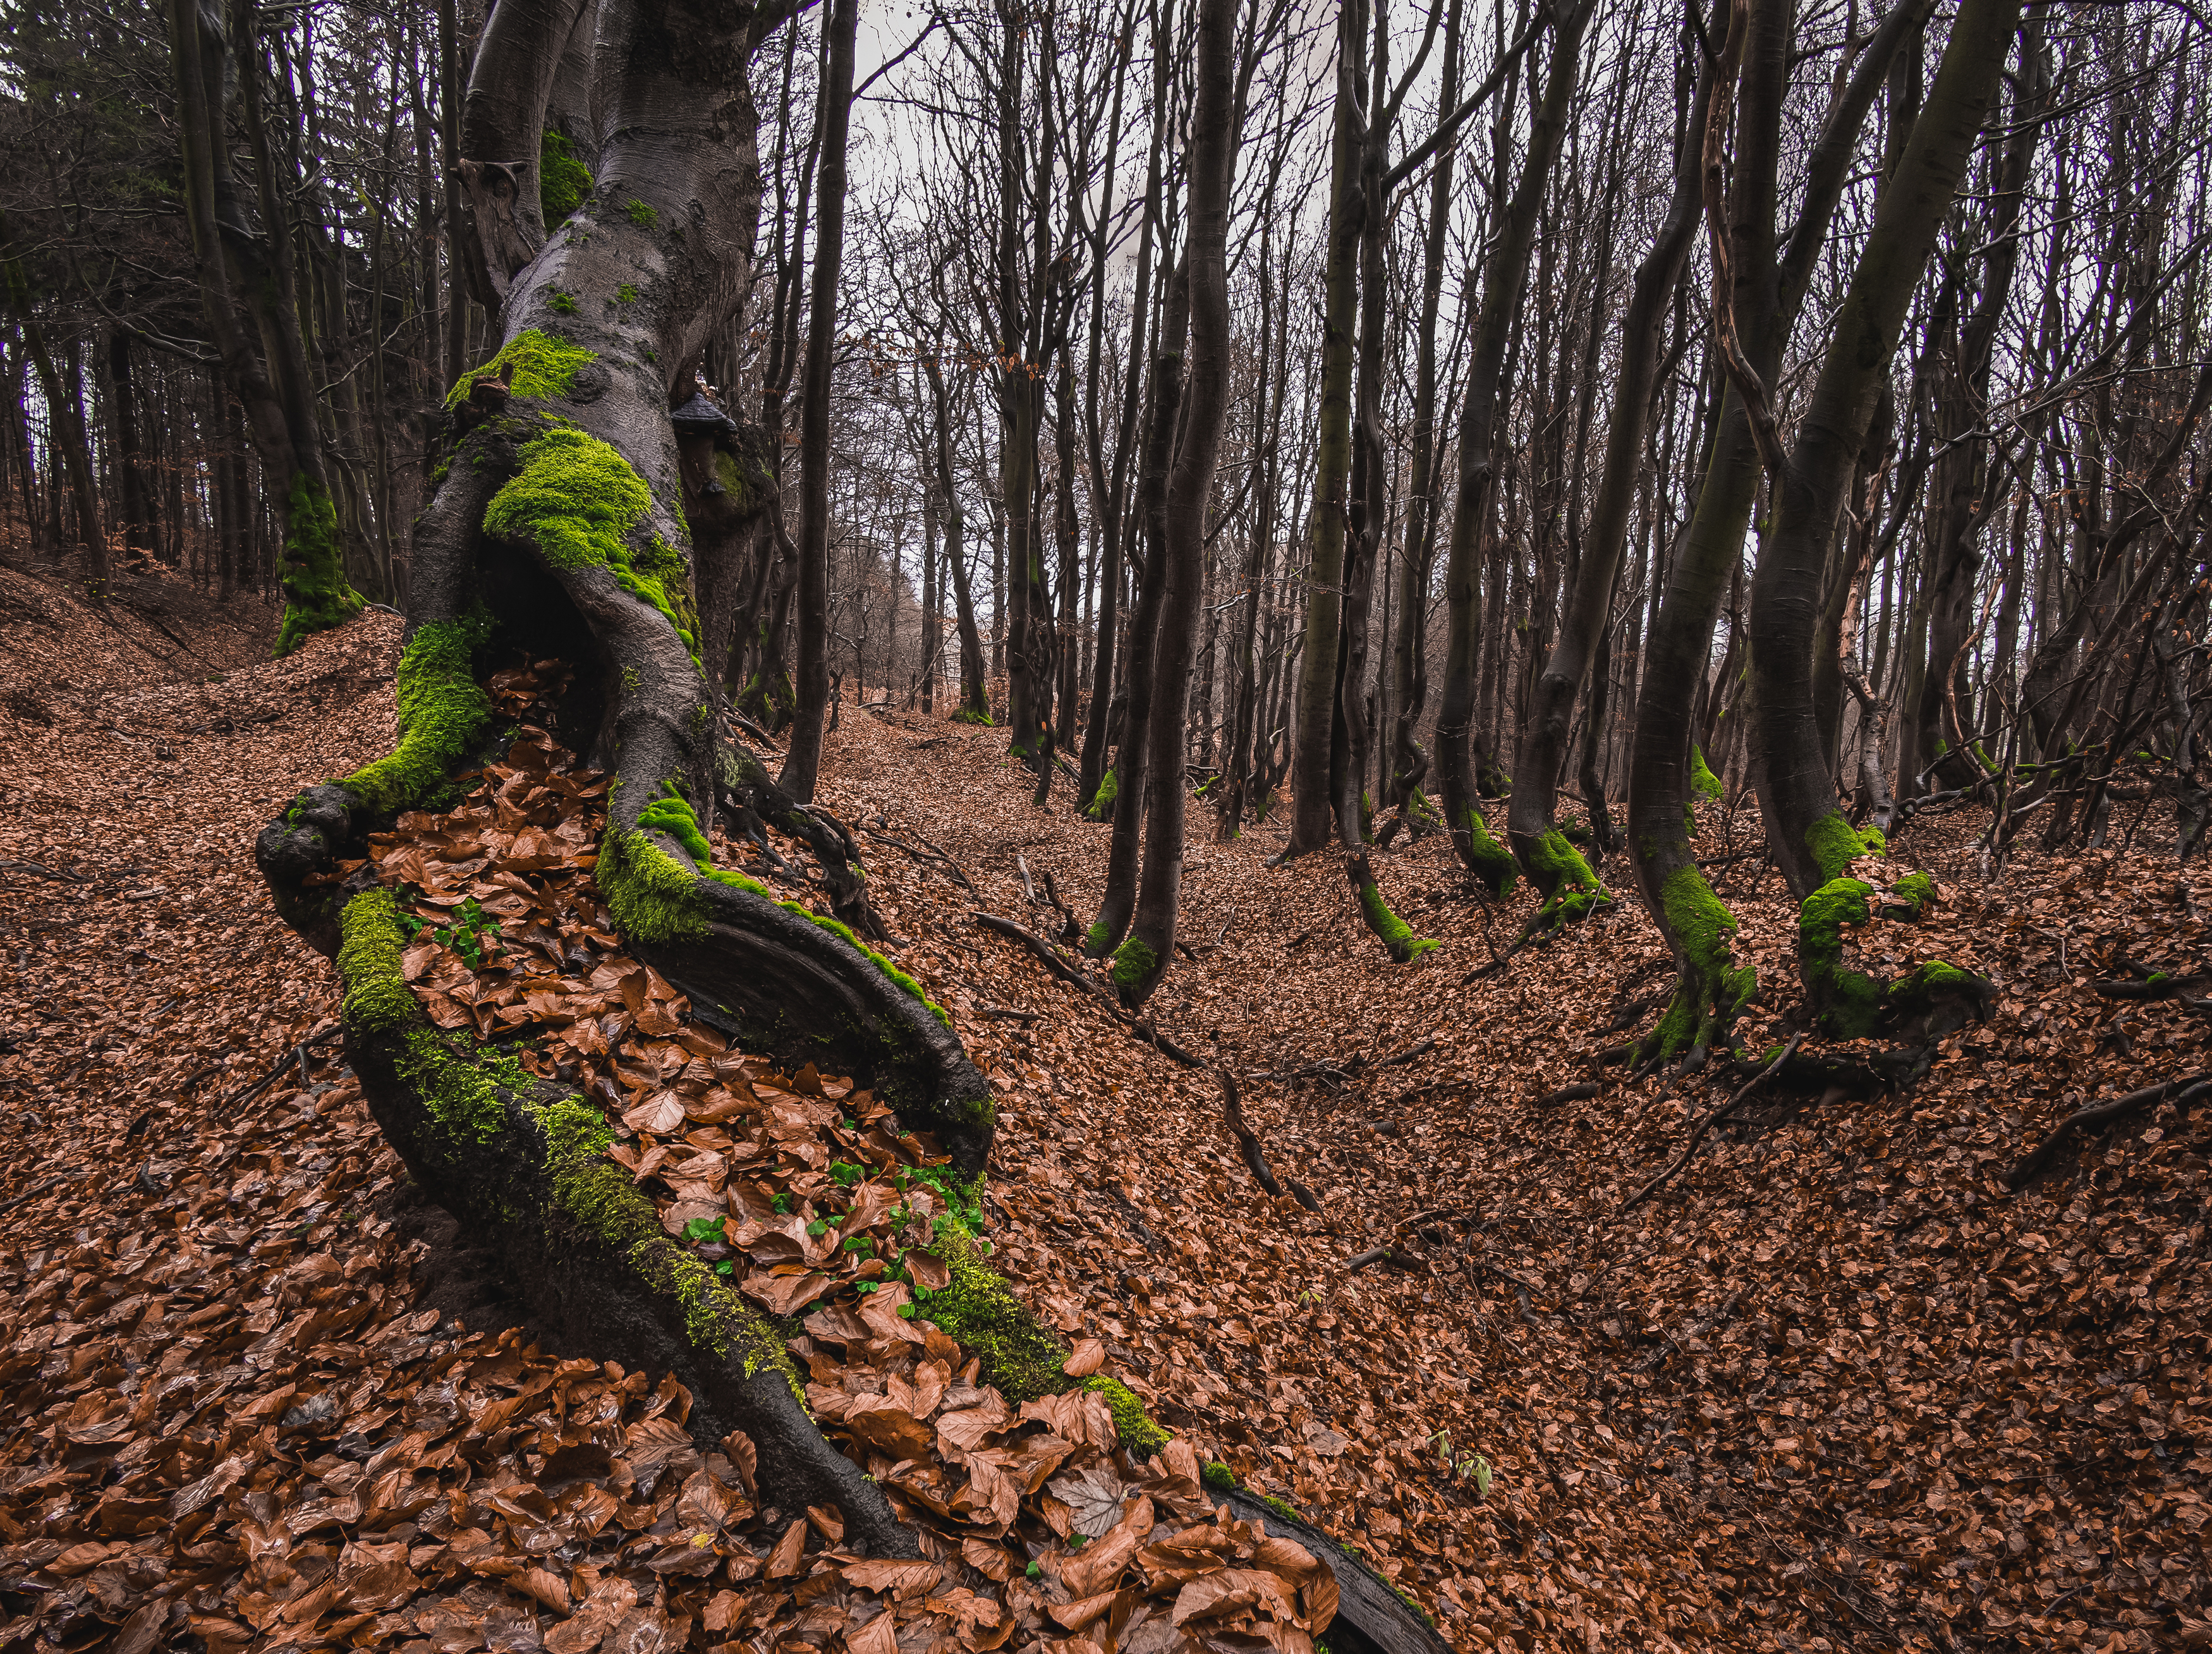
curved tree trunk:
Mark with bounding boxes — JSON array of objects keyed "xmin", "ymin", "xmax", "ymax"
[{"xmin": 249, "ymin": 0, "xmax": 999, "ymax": 1552}]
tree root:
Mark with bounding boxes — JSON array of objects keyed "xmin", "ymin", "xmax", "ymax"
[
  {"xmin": 2006, "ymin": 1071, "xmax": 2212, "ymax": 1188},
  {"xmin": 1622, "ymin": 1034, "xmax": 1801, "ymax": 1211}
]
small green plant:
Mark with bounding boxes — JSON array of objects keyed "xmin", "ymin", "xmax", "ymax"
[
  {"xmin": 1429, "ymin": 1430, "xmax": 1492, "ymax": 1495},
  {"xmin": 627, "ymin": 200, "xmax": 659, "ymax": 229},
  {"xmin": 770, "ymin": 1192, "xmax": 793, "ymax": 1213},
  {"xmin": 829, "ymin": 1160, "xmax": 866, "ymax": 1188},
  {"xmin": 398, "ymin": 897, "xmax": 505, "ymax": 968},
  {"xmin": 547, "ymin": 288, "xmax": 578, "ymax": 315},
  {"xmin": 616, "ymin": 283, "xmax": 639, "ymax": 304},
  {"xmin": 1024, "ymin": 1560, "xmax": 1042, "ymax": 1579}
]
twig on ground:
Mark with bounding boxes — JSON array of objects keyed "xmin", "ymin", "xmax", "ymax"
[
  {"xmin": 1623, "ymin": 1033, "xmax": 1803, "ymax": 1211},
  {"xmin": 0, "ymin": 860, "xmax": 88, "ymax": 882}
]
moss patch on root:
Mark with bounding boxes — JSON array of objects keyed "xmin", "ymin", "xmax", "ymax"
[
  {"xmin": 1799, "ymin": 878, "xmax": 1883, "ymax": 1039},
  {"xmin": 445, "ymin": 327, "xmax": 598, "ymax": 410},
  {"xmin": 273, "ymin": 473, "xmax": 365, "ymax": 657},
  {"xmin": 1110, "ymin": 938, "xmax": 1158, "ymax": 994},
  {"xmin": 1459, "ymin": 806, "xmax": 1517, "ymax": 899},
  {"xmin": 337, "ymin": 612, "xmax": 495, "ymax": 816},
  {"xmin": 916, "ymin": 1234, "xmax": 1169, "ymax": 1456},
  {"xmin": 1083, "ymin": 767, "xmax": 1119, "ymax": 822},
  {"xmin": 1691, "ymin": 746, "xmax": 1724, "ymax": 802},
  {"xmin": 1521, "ymin": 827, "xmax": 1608, "ymax": 935},
  {"xmin": 609, "ymin": 790, "xmax": 948, "ymax": 1023},
  {"xmin": 1644, "ymin": 866, "xmax": 1757, "ymax": 1063},
  {"xmin": 338, "ymin": 887, "xmax": 798, "ymax": 1392},
  {"xmin": 1354, "ymin": 875, "xmax": 1438, "ymax": 963}
]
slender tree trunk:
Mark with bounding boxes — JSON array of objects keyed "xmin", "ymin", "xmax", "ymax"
[
  {"xmin": 780, "ymin": 0, "xmax": 856, "ymax": 801},
  {"xmin": 1509, "ymin": 53, "xmax": 1713, "ymax": 908},
  {"xmin": 1436, "ymin": 0, "xmax": 1589, "ymax": 892},
  {"xmin": 1116, "ymin": 0, "xmax": 1235, "ymax": 1008}
]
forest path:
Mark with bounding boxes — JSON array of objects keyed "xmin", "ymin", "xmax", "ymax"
[{"xmin": 0, "ymin": 594, "xmax": 2206, "ymax": 1653}]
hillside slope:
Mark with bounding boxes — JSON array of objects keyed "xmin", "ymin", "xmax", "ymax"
[{"xmin": 0, "ymin": 593, "xmax": 2203, "ymax": 1653}]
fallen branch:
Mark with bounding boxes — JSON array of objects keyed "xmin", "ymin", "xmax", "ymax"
[
  {"xmin": 0, "ymin": 860, "xmax": 88, "ymax": 883},
  {"xmin": 973, "ymin": 913, "xmax": 1096, "ymax": 995},
  {"xmin": 2006, "ymin": 1071, "xmax": 2212, "ymax": 1188},
  {"xmin": 1346, "ymin": 1246, "xmax": 1425, "ymax": 1273},
  {"xmin": 970, "ymin": 915, "xmax": 1206, "ymax": 1068},
  {"xmin": 2093, "ymin": 974, "xmax": 2212, "ymax": 1001},
  {"xmin": 1622, "ymin": 1033, "xmax": 1802, "ymax": 1212},
  {"xmin": 1538, "ymin": 1081, "xmax": 1603, "ymax": 1108},
  {"xmin": 1220, "ymin": 1070, "xmax": 1284, "ymax": 1198},
  {"xmin": 976, "ymin": 1005, "xmax": 1039, "ymax": 1024}
]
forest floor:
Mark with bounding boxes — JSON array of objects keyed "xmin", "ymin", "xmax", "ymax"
[{"xmin": 0, "ymin": 567, "xmax": 2208, "ymax": 1654}]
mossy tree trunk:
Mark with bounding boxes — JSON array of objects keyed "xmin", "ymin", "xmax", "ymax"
[
  {"xmin": 1625, "ymin": 0, "xmax": 1928, "ymax": 1066},
  {"xmin": 167, "ymin": 0, "xmax": 362, "ymax": 651},
  {"xmin": 1748, "ymin": 0, "xmax": 2024, "ymax": 1025},
  {"xmin": 247, "ymin": 0, "xmax": 1038, "ymax": 1552}
]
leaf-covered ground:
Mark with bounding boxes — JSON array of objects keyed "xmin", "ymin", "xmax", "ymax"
[{"xmin": 1, "ymin": 580, "xmax": 2207, "ymax": 1653}]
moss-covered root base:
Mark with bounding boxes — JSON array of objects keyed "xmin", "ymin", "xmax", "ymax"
[
  {"xmin": 916, "ymin": 1232, "xmax": 1170, "ymax": 1458},
  {"xmin": 1347, "ymin": 853, "xmax": 1438, "ymax": 964},
  {"xmin": 1519, "ymin": 828, "xmax": 1611, "ymax": 938},
  {"xmin": 334, "ymin": 888, "xmax": 920, "ymax": 1556},
  {"xmin": 1637, "ymin": 866, "xmax": 1758, "ymax": 1068},
  {"xmin": 273, "ymin": 473, "xmax": 366, "ymax": 657},
  {"xmin": 1457, "ymin": 806, "xmax": 1518, "ymax": 899},
  {"xmin": 1800, "ymin": 878, "xmax": 1884, "ymax": 1039},
  {"xmin": 1110, "ymin": 935, "xmax": 1164, "ymax": 1009}
]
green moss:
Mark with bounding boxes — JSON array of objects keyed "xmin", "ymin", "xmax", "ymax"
[
  {"xmin": 1890, "ymin": 872, "xmax": 1935, "ymax": 918},
  {"xmin": 1355, "ymin": 876, "xmax": 1438, "ymax": 963},
  {"xmin": 1085, "ymin": 1377, "xmax": 1169, "ymax": 1457},
  {"xmin": 538, "ymin": 131, "xmax": 593, "ymax": 224},
  {"xmin": 546, "ymin": 289, "xmax": 578, "ymax": 315},
  {"xmin": 338, "ymin": 613, "xmax": 495, "ymax": 815},
  {"xmin": 626, "ymin": 199, "xmax": 659, "ymax": 229},
  {"xmin": 1201, "ymin": 1461, "xmax": 1239, "ymax": 1493},
  {"xmin": 624, "ymin": 789, "xmax": 949, "ymax": 1022},
  {"xmin": 1110, "ymin": 938, "xmax": 1158, "ymax": 991},
  {"xmin": 600, "ymin": 826, "xmax": 711, "ymax": 946},
  {"xmin": 1404, "ymin": 787, "xmax": 1445, "ymax": 836},
  {"xmin": 1799, "ymin": 877, "xmax": 1883, "ymax": 1038},
  {"xmin": 1691, "ymin": 746, "xmax": 1724, "ymax": 802},
  {"xmin": 916, "ymin": 1234, "xmax": 1168, "ymax": 1455},
  {"xmin": 1522, "ymin": 827, "xmax": 1608, "ymax": 933},
  {"xmin": 1890, "ymin": 959, "xmax": 1974, "ymax": 998},
  {"xmin": 1459, "ymin": 806, "xmax": 1517, "ymax": 899},
  {"xmin": 273, "ymin": 473, "xmax": 365, "ymax": 657},
  {"xmin": 616, "ymin": 283, "xmax": 639, "ymax": 305},
  {"xmin": 1083, "ymin": 767, "xmax": 1119, "ymax": 822},
  {"xmin": 1645, "ymin": 866, "xmax": 1757, "ymax": 1062},
  {"xmin": 445, "ymin": 327, "xmax": 597, "ymax": 410},
  {"xmin": 339, "ymin": 891, "xmax": 798, "ymax": 1394},
  {"xmin": 482, "ymin": 427, "xmax": 700, "ymax": 666},
  {"xmin": 1083, "ymin": 919, "xmax": 1113, "ymax": 955},
  {"xmin": 1804, "ymin": 810, "xmax": 1879, "ymax": 882}
]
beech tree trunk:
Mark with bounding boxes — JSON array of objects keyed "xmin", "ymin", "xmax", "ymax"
[{"xmin": 1115, "ymin": 0, "xmax": 1236, "ymax": 1008}]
